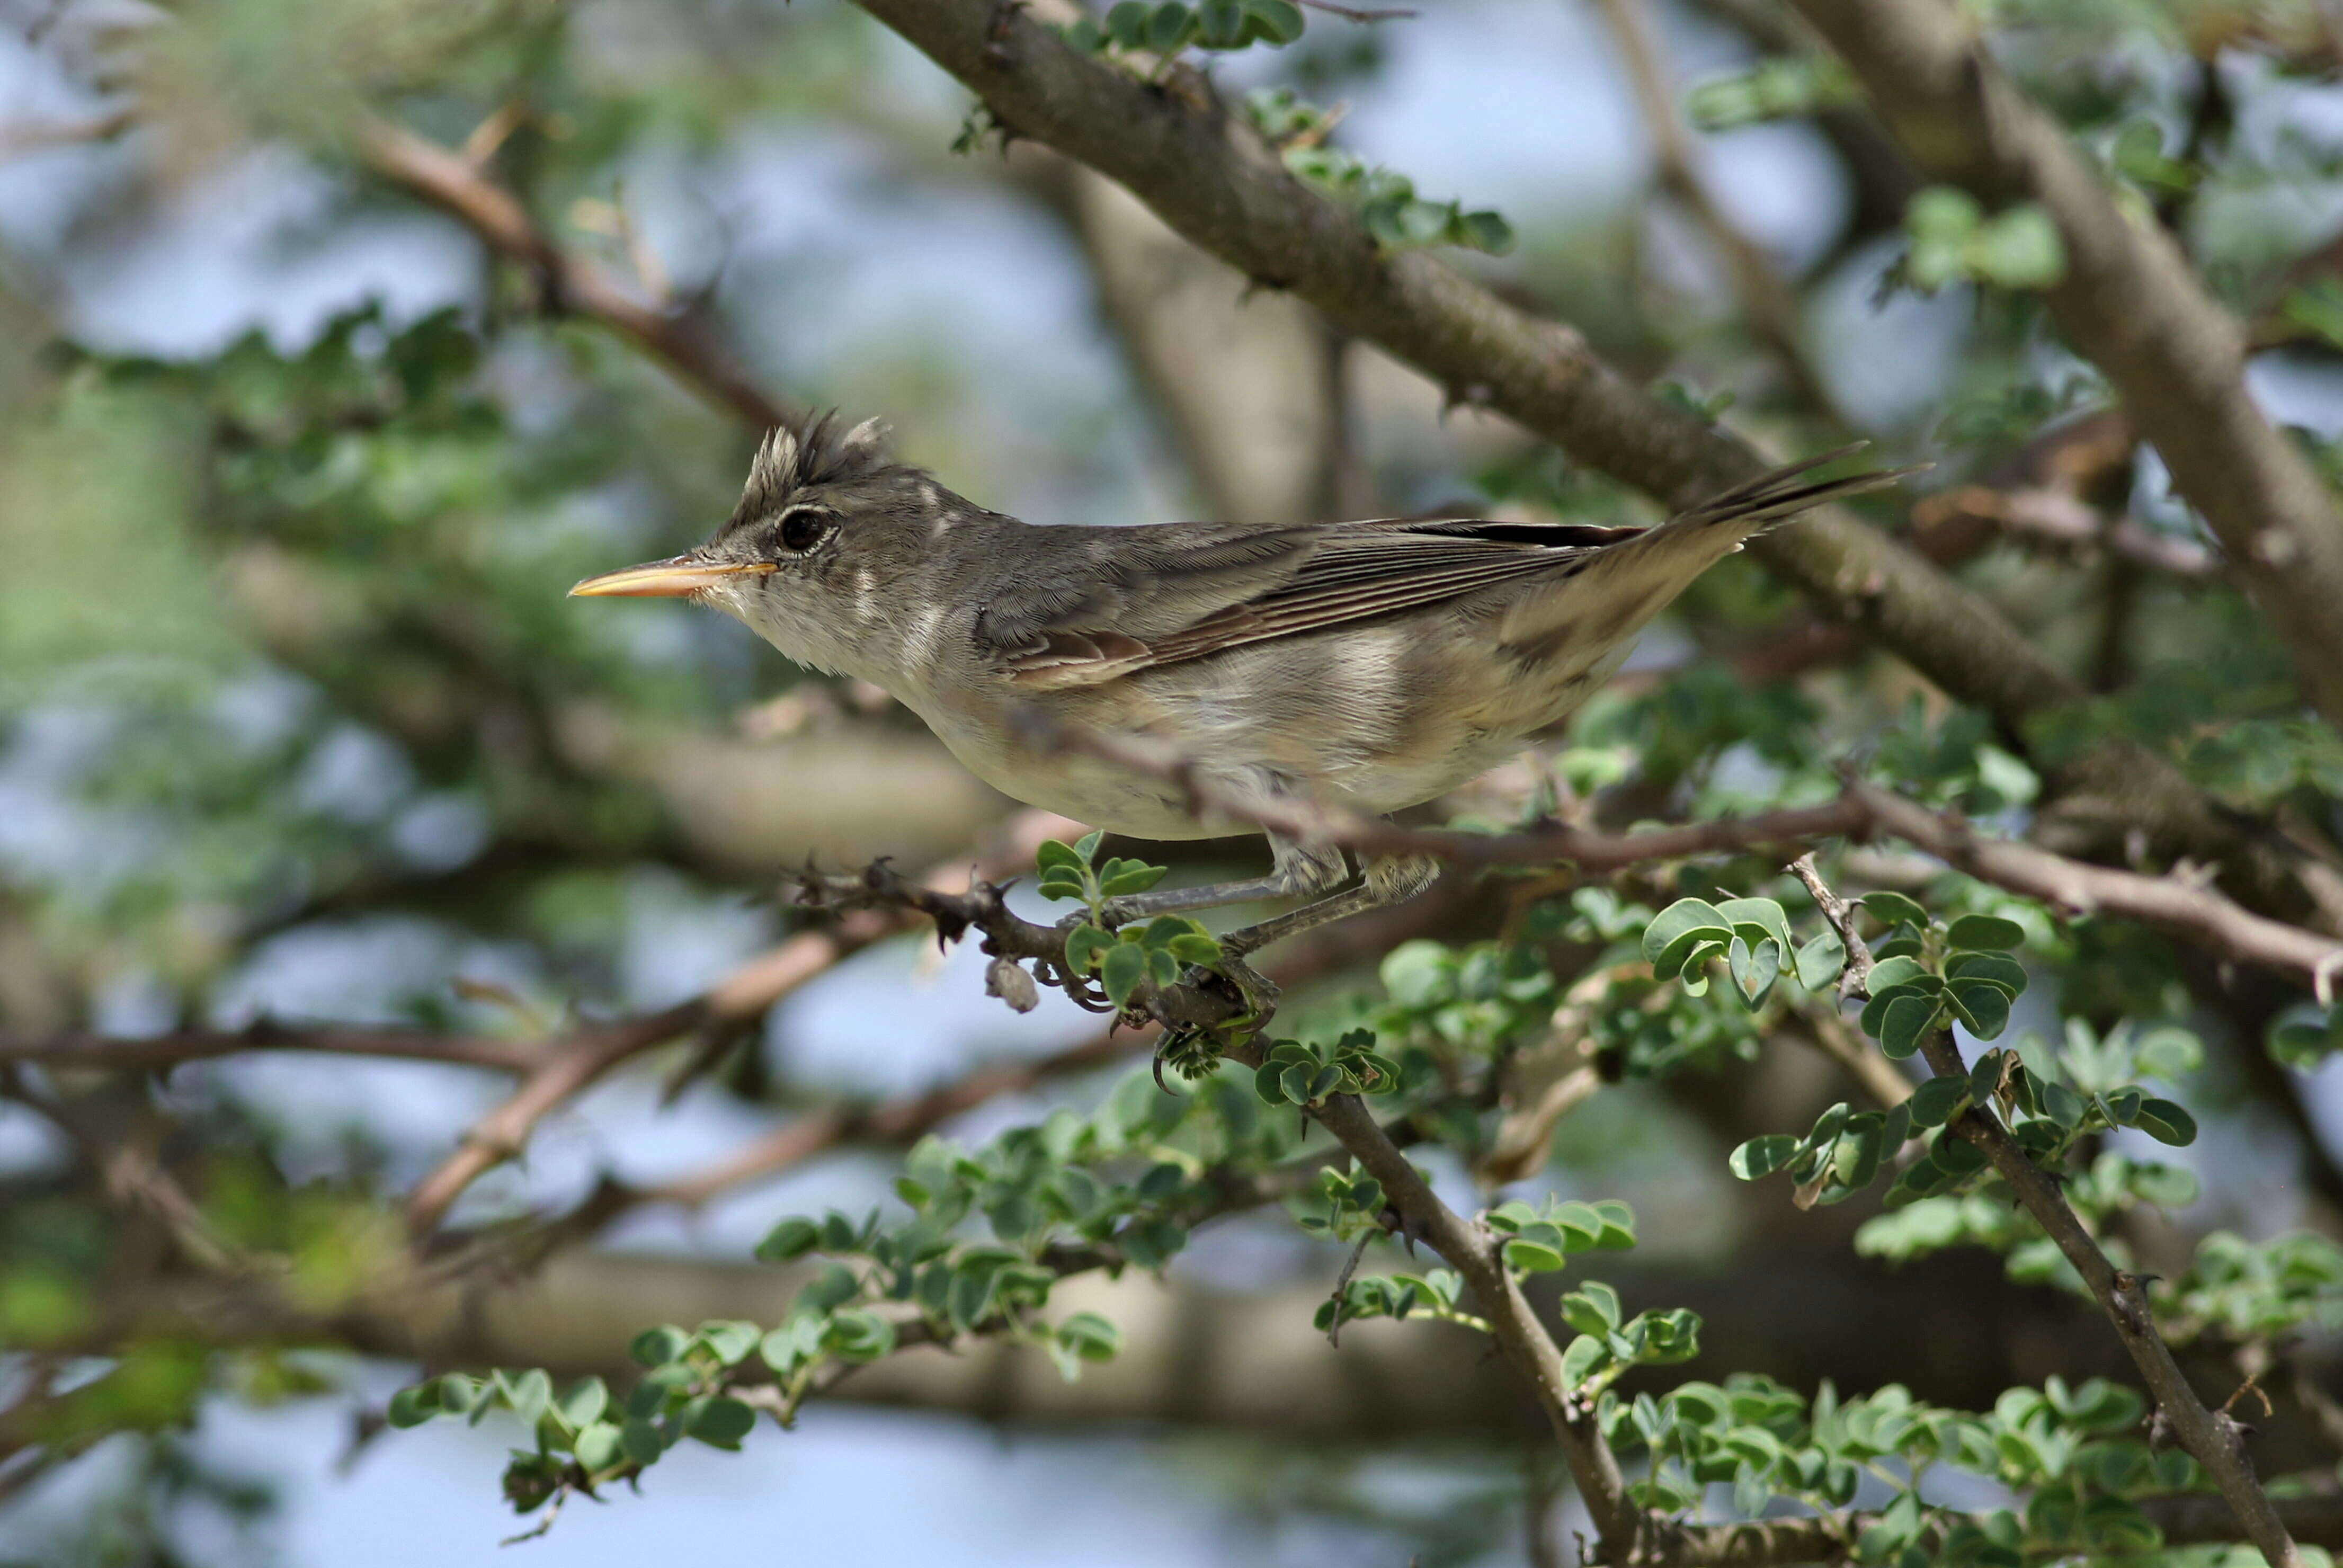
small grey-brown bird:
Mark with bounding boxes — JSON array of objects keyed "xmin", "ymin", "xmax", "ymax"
[{"xmin": 572, "ymin": 415, "xmax": 1909, "ymax": 939}]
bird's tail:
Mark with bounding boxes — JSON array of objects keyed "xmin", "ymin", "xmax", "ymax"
[
  {"xmin": 1670, "ymin": 443, "xmax": 1926, "ymax": 535},
  {"xmin": 1490, "ymin": 444, "xmax": 1923, "ymax": 666}
]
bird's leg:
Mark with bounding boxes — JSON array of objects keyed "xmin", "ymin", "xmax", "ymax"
[
  {"xmin": 1106, "ymin": 837, "xmax": 1352, "ymax": 1066},
  {"xmin": 1092, "ymin": 835, "xmax": 1351, "ymax": 926},
  {"xmin": 1222, "ymin": 851, "xmax": 1443, "ymax": 958}
]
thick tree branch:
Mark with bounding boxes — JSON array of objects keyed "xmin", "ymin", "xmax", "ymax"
[
  {"xmin": 844, "ymin": 0, "xmax": 2338, "ymax": 938},
  {"xmin": 1784, "ymin": 0, "xmax": 2343, "ymax": 729}
]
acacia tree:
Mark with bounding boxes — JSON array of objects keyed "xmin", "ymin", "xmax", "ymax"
[{"xmin": 5, "ymin": 0, "xmax": 2343, "ymax": 1563}]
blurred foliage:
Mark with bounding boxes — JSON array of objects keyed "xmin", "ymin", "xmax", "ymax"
[{"xmin": 5, "ymin": 0, "xmax": 2343, "ymax": 1563}]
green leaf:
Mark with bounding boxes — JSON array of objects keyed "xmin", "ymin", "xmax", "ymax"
[
  {"xmin": 2038, "ymin": 1077, "xmax": 2087, "ymax": 1129},
  {"xmin": 572, "ymin": 1421, "xmax": 623, "ymax": 1471},
  {"xmin": 1503, "ymin": 1237, "xmax": 1569, "ymax": 1273},
  {"xmin": 1878, "ymin": 993, "xmax": 1939, "ymax": 1060},
  {"xmin": 1929, "ymin": 1133, "xmax": 1988, "ymax": 1177},
  {"xmin": 1729, "ymin": 1133, "xmax": 1799, "ymax": 1180},
  {"xmin": 503, "ymin": 1368, "xmax": 552, "ymax": 1427},
  {"xmin": 1866, "ymin": 955, "xmax": 1929, "ymax": 994},
  {"xmin": 1973, "ymin": 204, "xmax": 2065, "ymax": 290},
  {"xmin": 1795, "ymin": 930, "xmax": 1846, "ymax": 991},
  {"xmin": 1167, "ymin": 933, "xmax": 1222, "ymax": 965},
  {"xmin": 1552, "ymin": 1201, "xmax": 1606, "ymax": 1252},
  {"xmin": 1727, "ymin": 934, "xmax": 1781, "ymax": 1008},
  {"xmin": 1064, "ymin": 922, "xmax": 1112, "ymax": 975},
  {"xmin": 1253, "ymin": 1061, "xmax": 1289, "ymax": 1105},
  {"xmin": 1036, "ymin": 873, "xmax": 1089, "ymax": 903},
  {"xmin": 1946, "ymin": 978, "xmax": 2011, "ymax": 1040},
  {"xmin": 687, "ymin": 1396, "xmax": 758, "ymax": 1449},
  {"xmin": 620, "ymin": 1416, "xmax": 664, "ymax": 1465},
  {"xmin": 385, "ymin": 1385, "xmax": 438, "ymax": 1428},
  {"xmin": 1104, "ymin": 0, "xmax": 1150, "ymax": 47},
  {"xmin": 1056, "ymin": 1311, "xmax": 1121, "ymax": 1362},
  {"xmin": 1642, "ymin": 898, "xmax": 1732, "ymax": 978},
  {"xmin": 1101, "ymin": 942, "xmax": 1148, "ymax": 1008},
  {"xmin": 1831, "ymin": 1116, "xmax": 1885, "ymax": 1193},
  {"xmin": 1946, "ymin": 914, "xmax": 2025, "ymax": 952},
  {"xmin": 1860, "ymin": 891, "xmax": 1929, "ymax": 929},
  {"xmin": 1146, "ymin": 1, "xmax": 1193, "ymax": 51},
  {"xmin": 1098, "ymin": 859, "xmax": 1168, "ymax": 897},
  {"xmin": 1036, "ymin": 839, "xmax": 1086, "ymax": 877},
  {"xmin": 2133, "ymin": 1097, "xmax": 2198, "ymax": 1147},
  {"xmin": 1560, "ymin": 1281, "xmax": 1621, "ymax": 1334},
  {"xmin": 823, "ymin": 1308, "xmax": 897, "ymax": 1362},
  {"xmin": 1244, "ymin": 0, "xmax": 1304, "ymax": 44},
  {"xmin": 628, "ymin": 1326, "xmax": 688, "ymax": 1367},
  {"xmin": 557, "ymin": 1377, "xmax": 608, "ymax": 1431},
  {"xmin": 1799, "ymin": 1102, "xmax": 1851, "ymax": 1160},
  {"xmin": 1455, "ymin": 209, "xmax": 1515, "ymax": 254},
  {"xmin": 1944, "ymin": 951, "xmax": 2026, "ymax": 996},
  {"xmin": 754, "ymin": 1217, "xmax": 820, "ymax": 1263},
  {"xmin": 797, "ymin": 1262, "xmax": 860, "ymax": 1316},
  {"xmin": 1717, "ymin": 897, "xmax": 1795, "ymax": 956},
  {"xmin": 1073, "ymin": 830, "xmax": 1106, "ymax": 861}
]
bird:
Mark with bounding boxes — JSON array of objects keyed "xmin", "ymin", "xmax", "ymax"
[{"xmin": 571, "ymin": 414, "xmax": 1912, "ymax": 947}]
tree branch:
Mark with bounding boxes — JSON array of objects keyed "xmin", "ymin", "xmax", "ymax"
[
  {"xmin": 402, "ymin": 810, "xmax": 1079, "ymax": 1238},
  {"xmin": 1914, "ymin": 484, "xmax": 2220, "ymax": 580},
  {"xmin": 1784, "ymin": 0, "xmax": 2343, "ymax": 729},
  {"xmin": 0, "ymin": 1022, "xmax": 542, "ymax": 1075},
  {"xmin": 844, "ymin": 0, "xmax": 2338, "ymax": 939},
  {"xmin": 1801, "ymin": 865, "xmax": 2305, "ymax": 1568},
  {"xmin": 354, "ymin": 117, "xmax": 804, "ymax": 432},
  {"xmin": 1027, "ymin": 718, "xmax": 2343, "ymax": 996},
  {"xmin": 1591, "ymin": 0, "xmax": 1835, "ymax": 413},
  {"xmin": 1300, "ymin": 1085, "xmax": 1641, "ymax": 1555}
]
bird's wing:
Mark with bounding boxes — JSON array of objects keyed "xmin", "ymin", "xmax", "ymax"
[
  {"xmin": 978, "ymin": 516, "xmax": 1641, "ymax": 689},
  {"xmin": 974, "ymin": 448, "xmax": 1910, "ymax": 689}
]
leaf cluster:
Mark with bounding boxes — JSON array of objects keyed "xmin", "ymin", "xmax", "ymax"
[{"xmin": 1603, "ymin": 1373, "xmax": 2203, "ymax": 1561}]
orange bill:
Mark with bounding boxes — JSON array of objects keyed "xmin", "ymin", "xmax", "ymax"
[{"xmin": 568, "ymin": 556, "xmax": 778, "ymax": 598}]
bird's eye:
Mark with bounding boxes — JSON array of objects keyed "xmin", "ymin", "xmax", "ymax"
[{"xmin": 777, "ymin": 509, "xmax": 830, "ymax": 553}]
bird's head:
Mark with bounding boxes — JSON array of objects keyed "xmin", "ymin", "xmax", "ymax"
[{"xmin": 570, "ymin": 413, "xmax": 969, "ymax": 683}]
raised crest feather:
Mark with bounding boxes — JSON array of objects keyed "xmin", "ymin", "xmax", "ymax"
[{"xmin": 740, "ymin": 412, "xmax": 901, "ymax": 515}]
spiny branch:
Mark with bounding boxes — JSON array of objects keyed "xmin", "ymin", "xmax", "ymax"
[
  {"xmin": 1797, "ymin": 859, "xmax": 2304, "ymax": 1568},
  {"xmin": 1029, "ymin": 716, "xmax": 2343, "ymax": 995}
]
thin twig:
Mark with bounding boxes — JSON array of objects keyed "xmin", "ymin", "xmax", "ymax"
[
  {"xmin": 1914, "ymin": 484, "xmax": 2219, "ymax": 580},
  {"xmin": 1295, "ymin": 0, "xmax": 1415, "ymax": 19},
  {"xmin": 354, "ymin": 115, "xmax": 803, "ymax": 432},
  {"xmin": 1591, "ymin": 0, "xmax": 1834, "ymax": 412},
  {"xmin": 0, "ymin": 107, "xmax": 135, "ymax": 160},
  {"xmin": 1031, "ymin": 717, "xmax": 2343, "ymax": 994},
  {"xmin": 401, "ymin": 812, "xmax": 1077, "ymax": 1239},
  {"xmin": 0, "ymin": 1022, "xmax": 544, "ymax": 1075}
]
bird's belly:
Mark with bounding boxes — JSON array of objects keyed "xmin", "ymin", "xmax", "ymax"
[
  {"xmin": 905, "ymin": 674, "xmax": 1542, "ymax": 844},
  {"xmin": 913, "ymin": 700, "xmax": 1228, "ymax": 840}
]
